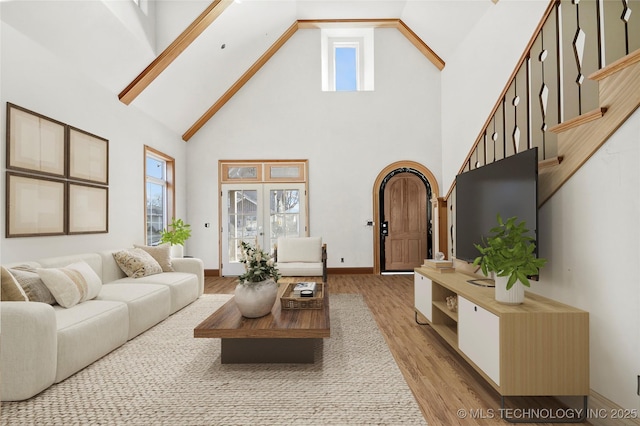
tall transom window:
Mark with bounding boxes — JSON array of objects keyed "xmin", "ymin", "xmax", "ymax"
[{"xmin": 321, "ymin": 28, "xmax": 374, "ymax": 92}]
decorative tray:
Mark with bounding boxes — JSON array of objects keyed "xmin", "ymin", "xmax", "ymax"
[{"xmin": 280, "ymin": 282, "xmax": 324, "ymax": 309}]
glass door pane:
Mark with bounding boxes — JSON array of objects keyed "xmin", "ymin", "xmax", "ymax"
[
  {"xmin": 222, "ymin": 185, "xmax": 262, "ymax": 276},
  {"xmin": 229, "ymin": 188, "xmax": 259, "ymax": 260},
  {"xmin": 267, "ymin": 186, "xmax": 304, "ymax": 250},
  {"xmin": 221, "ymin": 183, "xmax": 306, "ymax": 276}
]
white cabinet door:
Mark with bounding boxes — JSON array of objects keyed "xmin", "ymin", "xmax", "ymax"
[
  {"xmin": 458, "ymin": 296, "xmax": 500, "ymax": 385},
  {"xmin": 414, "ymin": 273, "xmax": 432, "ymax": 322}
]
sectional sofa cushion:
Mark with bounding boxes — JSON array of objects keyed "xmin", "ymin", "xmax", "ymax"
[
  {"xmin": 53, "ymin": 300, "xmax": 129, "ymax": 383},
  {"xmin": 9, "ymin": 265, "xmax": 56, "ymax": 304},
  {"xmin": 0, "ymin": 266, "xmax": 28, "ymax": 301},
  {"xmin": 133, "ymin": 243, "xmax": 174, "ymax": 272},
  {"xmin": 97, "ymin": 283, "xmax": 171, "ymax": 339},
  {"xmin": 113, "ymin": 248, "xmax": 163, "ymax": 278},
  {"xmin": 112, "ymin": 272, "xmax": 199, "ymax": 314},
  {"xmin": 37, "ymin": 261, "xmax": 102, "ymax": 308}
]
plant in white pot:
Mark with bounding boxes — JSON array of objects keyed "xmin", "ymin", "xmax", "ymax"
[
  {"xmin": 473, "ymin": 214, "xmax": 547, "ymax": 304},
  {"xmin": 160, "ymin": 217, "xmax": 191, "ymax": 258},
  {"xmin": 235, "ymin": 241, "xmax": 281, "ymax": 318}
]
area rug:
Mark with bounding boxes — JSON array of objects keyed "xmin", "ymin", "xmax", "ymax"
[{"xmin": 1, "ymin": 294, "xmax": 426, "ymax": 425}]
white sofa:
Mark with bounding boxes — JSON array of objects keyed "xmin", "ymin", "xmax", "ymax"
[
  {"xmin": 0, "ymin": 248, "xmax": 204, "ymax": 401},
  {"xmin": 274, "ymin": 237, "xmax": 327, "ymax": 282}
]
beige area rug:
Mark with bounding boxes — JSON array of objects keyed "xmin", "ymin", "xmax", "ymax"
[{"xmin": 2, "ymin": 294, "xmax": 427, "ymax": 425}]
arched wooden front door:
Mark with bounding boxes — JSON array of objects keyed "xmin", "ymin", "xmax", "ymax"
[
  {"xmin": 382, "ymin": 172, "xmax": 429, "ymax": 271},
  {"xmin": 372, "ymin": 161, "xmax": 439, "ymax": 275}
]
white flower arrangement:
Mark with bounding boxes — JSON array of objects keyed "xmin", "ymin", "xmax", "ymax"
[{"xmin": 238, "ymin": 241, "xmax": 281, "ymax": 284}]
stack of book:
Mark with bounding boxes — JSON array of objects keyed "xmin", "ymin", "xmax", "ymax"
[
  {"xmin": 422, "ymin": 259, "xmax": 455, "ymax": 273},
  {"xmin": 292, "ymin": 282, "xmax": 317, "ymax": 297}
]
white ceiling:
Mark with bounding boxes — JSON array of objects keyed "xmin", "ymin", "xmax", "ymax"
[{"xmin": 1, "ymin": 0, "xmax": 494, "ymax": 136}]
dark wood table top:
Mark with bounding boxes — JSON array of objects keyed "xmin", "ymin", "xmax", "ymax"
[{"xmin": 194, "ymin": 281, "xmax": 330, "ymax": 339}]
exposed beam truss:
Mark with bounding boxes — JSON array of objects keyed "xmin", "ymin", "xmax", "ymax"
[
  {"xmin": 118, "ymin": 0, "xmax": 233, "ymax": 105},
  {"xmin": 183, "ymin": 19, "xmax": 445, "ymax": 141},
  {"xmin": 118, "ymin": 8, "xmax": 445, "ymax": 141}
]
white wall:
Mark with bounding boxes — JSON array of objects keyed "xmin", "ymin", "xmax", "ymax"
[
  {"xmin": 186, "ymin": 28, "xmax": 442, "ymax": 270},
  {"xmin": 0, "ymin": 22, "xmax": 187, "ymax": 264},
  {"xmin": 533, "ymin": 109, "xmax": 640, "ymax": 410},
  {"xmin": 102, "ymin": 0, "xmax": 156, "ymax": 54},
  {"xmin": 440, "ymin": 0, "xmax": 640, "ymax": 412}
]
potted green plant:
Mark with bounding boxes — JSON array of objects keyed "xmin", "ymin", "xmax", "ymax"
[
  {"xmin": 235, "ymin": 241, "xmax": 281, "ymax": 318},
  {"xmin": 160, "ymin": 217, "xmax": 191, "ymax": 258},
  {"xmin": 473, "ymin": 214, "xmax": 547, "ymax": 304}
]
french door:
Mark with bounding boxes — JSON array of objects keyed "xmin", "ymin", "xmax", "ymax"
[{"xmin": 221, "ymin": 183, "xmax": 306, "ymax": 276}]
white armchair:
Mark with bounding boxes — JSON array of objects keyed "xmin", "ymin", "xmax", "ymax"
[{"xmin": 274, "ymin": 237, "xmax": 327, "ymax": 282}]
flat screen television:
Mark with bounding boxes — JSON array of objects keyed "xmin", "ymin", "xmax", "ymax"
[{"xmin": 455, "ymin": 147, "xmax": 539, "ymax": 263}]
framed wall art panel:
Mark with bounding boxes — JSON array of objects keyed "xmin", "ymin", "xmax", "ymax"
[
  {"xmin": 69, "ymin": 127, "xmax": 109, "ymax": 185},
  {"xmin": 6, "ymin": 172, "xmax": 66, "ymax": 237},
  {"xmin": 6, "ymin": 103, "xmax": 66, "ymax": 177},
  {"xmin": 68, "ymin": 182, "xmax": 108, "ymax": 234}
]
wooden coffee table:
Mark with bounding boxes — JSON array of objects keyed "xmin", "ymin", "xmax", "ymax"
[{"xmin": 194, "ymin": 281, "xmax": 330, "ymax": 363}]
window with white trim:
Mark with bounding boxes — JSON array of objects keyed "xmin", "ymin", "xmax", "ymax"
[
  {"xmin": 321, "ymin": 28, "xmax": 374, "ymax": 92},
  {"xmin": 144, "ymin": 146, "xmax": 175, "ymax": 245}
]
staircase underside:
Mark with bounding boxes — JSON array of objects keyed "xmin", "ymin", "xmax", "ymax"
[{"xmin": 539, "ymin": 49, "xmax": 640, "ymax": 206}]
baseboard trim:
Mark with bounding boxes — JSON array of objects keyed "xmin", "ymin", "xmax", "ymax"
[
  {"xmin": 208, "ymin": 267, "xmax": 376, "ymax": 276},
  {"xmin": 557, "ymin": 390, "xmax": 640, "ymax": 426},
  {"xmin": 327, "ymin": 267, "xmax": 374, "ymax": 275}
]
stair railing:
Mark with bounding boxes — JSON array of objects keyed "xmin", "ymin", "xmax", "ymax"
[{"xmin": 457, "ymin": 0, "xmax": 639, "ymax": 176}]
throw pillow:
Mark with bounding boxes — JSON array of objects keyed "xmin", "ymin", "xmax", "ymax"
[
  {"xmin": 36, "ymin": 261, "xmax": 103, "ymax": 308},
  {"xmin": 133, "ymin": 243, "xmax": 174, "ymax": 272},
  {"xmin": 113, "ymin": 248, "xmax": 163, "ymax": 278},
  {"xmin": 1, "ymin": 266, "xmax": 29, "ymax": 301},
  {"xmin": 9, "ymin": 265, "xmax": 56, "ymax": 304}
]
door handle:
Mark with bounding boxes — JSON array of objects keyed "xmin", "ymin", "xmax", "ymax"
[{"xmin": 381, "ymin": 221, "xmax": 389, "ymax": 236}]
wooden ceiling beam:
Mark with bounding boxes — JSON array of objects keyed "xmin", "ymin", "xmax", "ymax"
[
  {"xmin": 395, "ymin": 20, "xmax": 445, "ymax": 70},
  {"xmin": 182, "ymin": 21, "xmax": 300, "ymax": 141},
  {"xmin": 296, "ymin": 18, "xmax": 400, "ymax": 29},
  {"xmin": 182, "ymin": 18, "xmax": 445, "ymax": 141},
  {"xmin": 118, "ymin": 0, "xmax": 233, "ymax": 105}
]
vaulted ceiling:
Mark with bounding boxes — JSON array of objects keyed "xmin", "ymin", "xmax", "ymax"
[{"xmin": 1, "ymin": 0, "xmax": 496, "ymax": 139}]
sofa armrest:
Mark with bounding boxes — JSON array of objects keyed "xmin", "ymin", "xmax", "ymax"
[
  {"xmin": 171, "ymin": 257, "xmax": 205, "ymax": 296},
  {"xmin": 1, "ymin": 302, "xmax": 57, "ymax": 401}
]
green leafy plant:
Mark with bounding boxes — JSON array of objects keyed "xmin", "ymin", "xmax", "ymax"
[
  {"xmin": 160, "ymin": 217, "xmax": 192, "ymax": 246},
  {"xmin": 473, "ymin": 214, "xmax": 547, "ymax": 290},
  {"xmin": 238, "ymin": 241, "xmax": 281, "ymax": 284}
]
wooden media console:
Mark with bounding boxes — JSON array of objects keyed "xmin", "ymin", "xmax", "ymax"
[{"xmin": 414, "ymin": 267, "xmax": 589, "ymax": 421}]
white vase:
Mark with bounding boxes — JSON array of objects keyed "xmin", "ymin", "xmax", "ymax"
[
  {"xmin": 494, "ymin": 275, "xmax": 525, "ymax": 305},
  {"xmin": 170, "ymin": 244, "xmax": 184, "ymax": 258},
  {"xmin": 234, "ymin": 279, "xmax": 278, "ymax": 318}
]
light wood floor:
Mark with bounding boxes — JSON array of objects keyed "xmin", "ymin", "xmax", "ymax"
[{"xmin": 205, "ymin": 274, "xmax": 589, "ymax": 425}]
